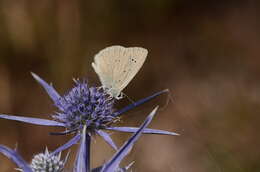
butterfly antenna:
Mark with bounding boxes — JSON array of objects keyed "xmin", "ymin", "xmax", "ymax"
[
  {"xmin": 122, "ymin": 92, "xmax": 135, "ymax": 104},
  {"xmin": 14, "ymin": 142, "xmax": 18, "ymax": 151},
  {"xmin": 160, "ymin": 89, "xmax": 174, "ymax": 111}
]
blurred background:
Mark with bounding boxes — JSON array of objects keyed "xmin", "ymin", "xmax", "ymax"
[{"xmin": 0, "ymin": 0, "xmax": 259, "ymax": 171}]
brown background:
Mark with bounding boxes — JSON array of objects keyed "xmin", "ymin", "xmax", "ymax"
[{"xmin": 0, "ymin": 0, "xmax": 259, "ymax": 171}]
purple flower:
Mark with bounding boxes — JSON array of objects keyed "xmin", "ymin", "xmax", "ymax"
[
  {"xmin": 53, "ymin": 79, "xmax": 115, "ymax": 132},
  {"xmin": 0, "ymin": 73, "xmax": 178, "ymax": 171}
]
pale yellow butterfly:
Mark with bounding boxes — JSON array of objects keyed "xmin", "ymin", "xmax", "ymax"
[{"xmin": 92, "ymin": 45, "xmax": 148, "ymax": 100}]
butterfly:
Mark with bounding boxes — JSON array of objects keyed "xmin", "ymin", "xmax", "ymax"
[{"xmin": 92, "ymin": 45, "xmax": 148, "ymax": 100}]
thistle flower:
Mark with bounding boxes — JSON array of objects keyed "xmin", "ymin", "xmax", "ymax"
[
  {"xmin": 0, "ymin": 73, "xmax": 177, "ymax": 142},
  {"xmin": 0, "ymin": 146, "xmax": 67, "ymax": 172},
  {"xmin": 0, "ymin": 73, "xmax": 178, "ymax": 171},
  {"xmin": 53, "ymin": 79, "xmax": 115, "ymax": 132},
  {"xmin": 30, "ymin": 148, "xmax": 66, "ymax": 172}
]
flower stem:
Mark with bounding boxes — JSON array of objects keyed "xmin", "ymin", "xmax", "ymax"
[{"xmin": 86, "ymin": 133, "xmax": 91, "ymax": 172}]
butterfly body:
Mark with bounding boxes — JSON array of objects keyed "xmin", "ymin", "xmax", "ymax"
[{"xmin": 92, "ymin": 45, "xmax": 148, "ymax": 100}]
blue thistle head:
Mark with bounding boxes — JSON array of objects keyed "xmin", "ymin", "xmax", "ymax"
[
  {"xmin": 30, "ymin": 148, "xmax": 66, "ymax": 172},
  {"xmin": 53, "ymin": 79, "xmax": 116, "ymax": 132}
]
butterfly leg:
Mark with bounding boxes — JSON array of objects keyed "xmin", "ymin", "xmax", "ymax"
[{"xmin": 116, "ymin": 92, "xmax": 124, "ymax": 100}]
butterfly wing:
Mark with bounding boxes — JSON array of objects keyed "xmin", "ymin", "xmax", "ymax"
[{"xmin": 92, "ymin": 45, "xmax": 148, "ymax": 99}]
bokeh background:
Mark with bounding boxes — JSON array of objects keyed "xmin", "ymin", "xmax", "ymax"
[{"xmin": 0, "ymin": 0, "xmax": 260, "ymax": 171}]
